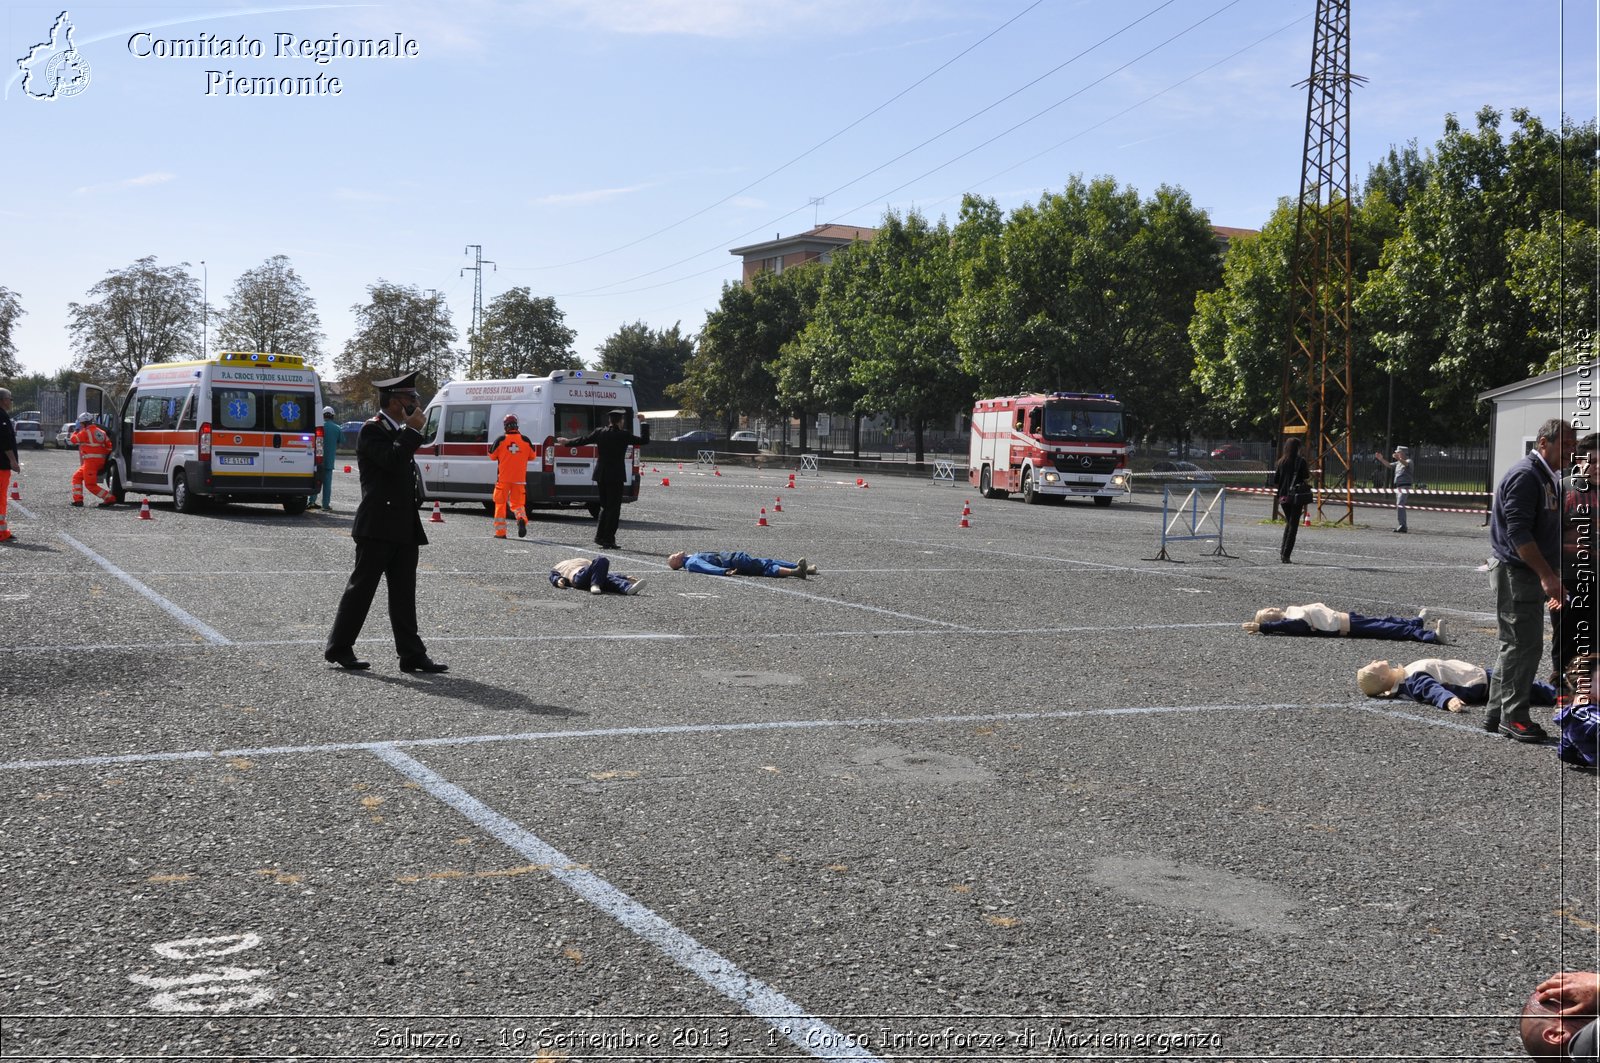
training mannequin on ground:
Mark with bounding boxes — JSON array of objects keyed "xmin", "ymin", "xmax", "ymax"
[
  {"xmin": 1242, "ymin": 602, "xmax": 1446, "ymax": 643},
  {"xmin": 1357, "ymin": 658, "xmax": 1558, "ymax": 713},
  {"xmin": 1520, "ymin": 970, "xmax": 1599, "ymax": 1060},
  {"xmin": 667, "ymin": 550, "xmax": 815, "ymax": 579},
  {"xmin": 549, "ymin": 556, "xmax": 643, "ymax": 595}
]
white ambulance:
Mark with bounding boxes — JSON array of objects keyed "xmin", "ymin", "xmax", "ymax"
[
  {"xmin": 88, "ymin": 351, "xmax": 325, "ymax": 514},
  {"xmin": 413, "ymin": 370, "xmax": 644, "ymax": 515}
]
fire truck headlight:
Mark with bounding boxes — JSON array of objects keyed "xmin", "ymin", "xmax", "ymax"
[
  {"xmin": 1110, "ymin": 472, "xmax": 1129, "ymax": 489},
  {"xmin": 1043, "ymin": 471, "xmax": 1059, "ymax": 484}
]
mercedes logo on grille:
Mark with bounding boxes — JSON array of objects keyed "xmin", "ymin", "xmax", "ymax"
[{"xmin": 1079, "ymin": 456, "xmax": 1093, "ymax": 468}]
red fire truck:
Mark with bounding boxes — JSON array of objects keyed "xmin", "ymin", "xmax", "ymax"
[{"xmin": 968, "ymin": 392, "xmax": 1130, "ymax": 506}]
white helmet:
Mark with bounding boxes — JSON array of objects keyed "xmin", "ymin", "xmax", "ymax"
[
  {"xmin": 322, "ymin": 406, "xmax": 335, "ymax": 417},
  {"xmin": 77, "ymin": 412, "xmax": 93, "ymax": 424}
]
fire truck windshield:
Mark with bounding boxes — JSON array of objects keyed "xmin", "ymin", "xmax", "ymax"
[{"xmin": 1043, "ymin": 403, "xmax": 1123, "ymax": 442}]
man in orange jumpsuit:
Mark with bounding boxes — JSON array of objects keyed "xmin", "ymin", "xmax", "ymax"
[
  {"xmin": 488, "ymin": 412, "xmax": 533, "ymax": 538},
  {"xmin": 69, "ymin": 412, "xmax": 116, "ymax": 507}
]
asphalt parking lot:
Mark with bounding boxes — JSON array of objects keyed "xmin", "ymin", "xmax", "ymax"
[{"xmin": 1, "ymin": 447, "xmax": 1595, "ymax": 1061}]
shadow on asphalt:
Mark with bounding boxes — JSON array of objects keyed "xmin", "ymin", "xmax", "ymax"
[{"xmin": 330, "ymin": 668, "xmax": 584, "ymax": 718}]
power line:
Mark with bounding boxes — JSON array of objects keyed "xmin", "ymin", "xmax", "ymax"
[
  {"xmin": 959, "ymin": 13, "xmax": 1310, "ymax": 201},
  {"xmin": 548, "ymin": 0, "xmax": 1230, "ymax": 299},
  {"xmin": 554, "ymin": 7, "xmax": 1305, "ymax": 305},
  {"xmin": 836, "ymin": 0, "xmax": 1255, "ymax": 219},
  {"xmin": 505, "ymin": 0, "xmax": 1047, "ymax": 273}
]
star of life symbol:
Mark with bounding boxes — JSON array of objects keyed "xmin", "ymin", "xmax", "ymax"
[
  {"xmin": 279, "ymin": 400, "xmax": 301, "ymax": 423},
  {"xmin": 228, "ymin": 398, "xmax": 250, "ymax": 420},
  {"xmin": 17, "ymin": 11, "xmax": 91, "ymax": 100}
]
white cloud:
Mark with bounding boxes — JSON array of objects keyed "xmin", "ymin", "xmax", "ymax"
[
  {"xmin": 532, "ymin": 183, "xmax": 654, "ymax": 205},
  {"xmin": 73, "ymin": 172, "xmax": 175, "ymax": 195},
  {"xmin": 334, "ymin": 188, "xmax": 406, "ymax": 204}
]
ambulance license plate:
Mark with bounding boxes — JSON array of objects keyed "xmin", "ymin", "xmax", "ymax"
[{"xmin": 218, "ymin": 454, "xmax": 254, "ymax": 467}]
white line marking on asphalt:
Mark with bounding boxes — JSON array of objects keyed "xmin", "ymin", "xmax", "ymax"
[
  {"xmin": 0, "ymin": 701, "xmax": 1337, "ymax": 772},
  {"xmin": 57, "ymin": 533, "xmax": 232, "ymax": 645},
  {"xmin": 370, "ymin": 744, "xmax": 882, "ymax": 1062},
  {"xmin": 1, "ymin": 622, "xmax": 1240, "ymax": 654}
]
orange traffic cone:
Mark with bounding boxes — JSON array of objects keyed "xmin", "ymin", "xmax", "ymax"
[
  {"xmin": 8, "ymin": 477, "xmax": 17, "ymax": 500},
  {"xmin": 429, "ymin": 500, "xmax": 444, "ymax": 523},
  {"xmin": 714, "ymin": 466, "xmax": 722, "ymax": 476},
  {"xmin": 138, "ymin": 497, "xmax": 153, "ymax": 520},
  {"xmin": 962, "ymin": 500, "xmax": 971, "ymax": 516},
  {"xmin": 1303, "ymin": 509, "xmax": 1311, "ymax": 527},
  {"xmin": 660, "ymin": 477, "xmax": 670, "ymax": 487},
  {"xmin": 959, "ymin": 512, "xmax": 970, "ymax": 528},
  {"xmin": 343, "ymin": 465, "xmax": 352, "ymax": 474},
  {"xmin": 855, "ymin": 477, "xmax": 864, "ymax": 487},
  {"xmin": 757, "ymin": 507, "xmax": 769, "ymax": 527},
  {"xmin": 773, "ymin": 497, "xmax": 782, "ymax": 513}
]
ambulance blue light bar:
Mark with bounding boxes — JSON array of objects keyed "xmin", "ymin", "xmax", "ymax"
[{"xmin": 1049, "ymin": 391, "xmax": 1117, "ymax": 401}]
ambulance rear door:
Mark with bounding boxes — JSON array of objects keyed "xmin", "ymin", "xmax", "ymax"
[{"xmin": 204, "ymin": 366, "xmax": 320, "ymax": 497}]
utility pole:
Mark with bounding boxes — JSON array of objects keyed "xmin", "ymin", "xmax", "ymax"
[
  {"xmin": 200, "ymin": 260, "xmax": 208, "ymax": 359},
  {"xmin": 461, "ymin": 245, "xmax": 496, "ymax": 379},
  {"xmin": 1278, "ymin": 0, "xmax": 1364, "ymax": 525}
]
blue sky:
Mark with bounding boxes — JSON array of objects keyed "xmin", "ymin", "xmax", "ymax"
[{"xmin": 2, "ymin": 0, "xmax": 1595, "ymax": 380}]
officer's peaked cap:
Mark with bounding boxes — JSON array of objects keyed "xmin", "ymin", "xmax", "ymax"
[{"xmin": 373, "ymin": 370, "xmax": 420, "ymax": 392}]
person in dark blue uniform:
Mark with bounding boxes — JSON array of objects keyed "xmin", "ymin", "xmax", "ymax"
[
  {"xmin": 323, "ymin": 371, "xmax": 447, "ymax": 673},
  {"xmin": 558, "ymin": 409, "xmax": 648, "ymax": 550}
]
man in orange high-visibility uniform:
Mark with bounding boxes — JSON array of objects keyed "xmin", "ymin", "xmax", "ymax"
[
  {"xmin": 488, "ymin": 412, "xmax": 533, "ymax": 538},
  {"xmin": 69, "ymin": 413, "xmax": 116, "ymax": 507}
]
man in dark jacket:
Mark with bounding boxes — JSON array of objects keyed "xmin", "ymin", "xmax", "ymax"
[
  {"xmin": 1485, "ymin": 416, "xmax": 1573, "ymax": 741},
  {"xmin": 323, "ymin": 371, "xmax": 447, "ymax": 673},
  {"xmin": 558, "ymin": 408, "xmax": 648, "ymax": 550},
  {"xmin": 0, "ymin": 387, "xmax": 18, "ymax": 543}
]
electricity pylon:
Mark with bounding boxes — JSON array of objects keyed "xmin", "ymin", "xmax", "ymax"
[{"xmin": 1278, "ymin": 0, "xmax": 1364, "ymax": 524}]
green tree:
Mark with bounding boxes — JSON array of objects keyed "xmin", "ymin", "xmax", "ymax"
[
  {"xmin": 779, "ymin": 254, "xmax": 868, "ymax": 453},
  {"xmin": 594, "ymin": 321, "xmax": 694, "ymax": 410},
  {"xmin": 0, "ymin": 286, "xmax": 23, "ymax": 378},
  {"xmin": 68, "ymin": 256, "xmax": 202, "ymax": 382},
  {"xmin": 673, "ymin": 268, "xmax": 818, "ymax": 431},
  {"xmin": 472, "ymin": 288, "xmax": 580, "ymax": 378},
  {"xmin": 215, "ymin": 255, "xmax": 326, "ymax": 364},
  {"xmin": 953, "ymin": 177, "xmax": 1220, "ymax": 443},
  {"xmin": 1356, "ymin": 106, "xmax": 1600, "ymax": 440},
  {"xmin": 837, "ymin": 209, "xmax": 970, "ymax": 461},
  {"xmin": 338, "ymin": 282, "xmax": 457, "ymax": 394},
  {"xmin": 1506, "ymin": 208, "xmax": 1600, "ymax": 368}
]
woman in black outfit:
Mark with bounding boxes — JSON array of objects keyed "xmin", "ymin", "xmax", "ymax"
[{"xmin": 1274, "ymin": 437, "xmax": 1312, "ymax": 564}]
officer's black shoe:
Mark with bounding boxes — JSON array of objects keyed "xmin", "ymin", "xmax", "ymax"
[
  {"xmin": 399, "ymin": 655, "xmax": 449, "ymax": 674},
  {"xmin": 517, "ymin": 517, "xmax": 527, "ymax": 538},
  {"xmin": 324, "ymin": 648, "xmax": 370, "ymax": 670}
]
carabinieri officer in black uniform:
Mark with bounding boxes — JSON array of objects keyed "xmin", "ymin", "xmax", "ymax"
[
  {"xmin": 324, "ymin": 370, "xmax": 448, "ymax": 673},
  {"xmin": 558, "ymin": 408, "xmax": 649, "ymax": 550}
]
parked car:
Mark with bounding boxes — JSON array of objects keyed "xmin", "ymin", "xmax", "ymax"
[
  {"xmin": 1210, "ymin": 443, "xmax": 1245, "ymax": 459},
  {"xmin": 55, "ymin": 422, "xmax": 74, "ymax": 448},
  {"xmin": 1151, "ymin": 460, "xmax": 1215, "ymax": 482},
  {"xmin": 13, "ymin": 419, "xmax": 44, "ymax": 448},
  {"xmin": 730, "ymin": 430, "xmax": 768, "ymax": 447},
  {"xmin": 671, "ymin": 429, "xmax": 721, "ymax": 444}
]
